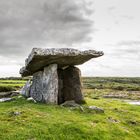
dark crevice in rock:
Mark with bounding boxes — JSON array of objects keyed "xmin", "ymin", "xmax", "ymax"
[{"xmin": 58, "ymin": 66, "xmax": 84, "ymax": 105}]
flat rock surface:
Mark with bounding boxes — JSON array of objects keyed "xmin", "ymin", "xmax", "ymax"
[
  {"xmin": 20, "ymin": 48, "xmax": 103, "ymax": 76},
  {"xmin": 0, "ymin": 98, "xmax": 13, "ymax": 102}
]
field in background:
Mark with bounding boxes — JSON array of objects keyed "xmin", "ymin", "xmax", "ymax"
[
  {"xmin": 82, "ymin": 77, "xmax": 140, "ymax": 91},
  {"xmin": 82, "ymin": 77, "xmax": 140, "ymax": 100},
  {"xmin": 0, "ymin": 78, "xmax": 27, "ymax": 92},
  {"xmin": 1, "ymin": 77, "xmax": 140, "ymax": 99}
]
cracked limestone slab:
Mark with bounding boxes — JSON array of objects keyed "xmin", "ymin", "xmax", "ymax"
[{"xmin": 20, "ymin": 48, "xmax": 104, "ymax": 77}]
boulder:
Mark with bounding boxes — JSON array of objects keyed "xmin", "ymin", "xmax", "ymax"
[
  {"xmin": 30, "ymin": 64, "xmax": 58, "ymax": 104},
  {"xmin": 20, "ymin": 80, "xmax": 32, "ymax": 98},
  {"xmin": 20, "ymin": 48, "xmax": 104, "ymax": 77},
  {"xmin": 10, "ymin": 91, "xmax": 20, "ymax": 97},
  {"xmin": 59, "ymin": 66, "xmax": 84, "ymax": 104},
  {"xmin": 0, "ymin": 98, "xmax": 13, "ymax": 102},
  {"xmin": 88, "ymin": 106, "xmax": 104, "ymax": 113},
  {"xmin": 60, "ymin": 100, "xmax": 80, "ymax": 107},
  {"xmin": 27, "ymin": 97, "xmax": 37, "ymax": 103},
  {"xmin": 0, "ymin": 92, "xmax": 12, "ymax": 98}
]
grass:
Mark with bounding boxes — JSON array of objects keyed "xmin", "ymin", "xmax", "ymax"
[
  {"xmin": 82, "ymin": 77, "xmax": 140, "ymax": 91},
  {"xmin": 0, "ymin": 97, "xmax": 140, "ymax": 140},
  {"xmin": 0, "ymin": 77, "xmax": 140, "ymax": 139},
  {"xmin": 0, "ymin": 80, "xmax": 26, "ymax": 92}
]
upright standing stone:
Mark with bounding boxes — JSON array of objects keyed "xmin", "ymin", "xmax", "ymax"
[
  {"xmin": 58, "ymin": 66, "xmax": 84, "ymax": 104},
  {"xmin": 30, "ymin": 71, "xmax": 44, "ymax": 102},
  {"xmin": 43, "ymin": 64, "xmax": 58, "ymax": 104},
  {"xmin": 58, "ymin": 68, "xmax": 64, "ymax": 104},
  {"xmin": 30, "ymin": 64, "xmax": 58, "ymax": 104}
]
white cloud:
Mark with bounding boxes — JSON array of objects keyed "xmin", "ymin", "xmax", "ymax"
[{"xmin": 0, "ymin": 0, "xmax": 140, "ymax": 77}]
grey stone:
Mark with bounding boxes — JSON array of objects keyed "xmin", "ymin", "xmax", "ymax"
[
  {"xmin": 18, "ymin": 95, "xmax": 23, "ymax": 99},
  {"xmin": 58, "ymin": 69, "xmax": 64, "ymax": 104},
  {"xmin": 58, "ymin": 66, "xmax": 84, "ymax": 104},
  {"xmin": 30, "ymin": 64, "xmax": 58, "ymax": 104},
  {"xmin": 20, "ymin": 48, "xmax": 104, "ymax": 77},
  {"xmin": 108, "ymin": 117, "xmax": 119, "ymax": 123},
  {"xmin": 0, "ymin": 98, "xmax": 13, "ymax": 102},
  {"xmin": 13, "ymin": 111, "xmax": 21, "ymax": 116},
  {"xmin": 0, "ymin": 91, "xmax": 20, "ymax": 98},
  {"xmin": 30, "ymin": 71, "xmax": 43, "ymax": 102},
  {"xmin": 9, "ymin": 111, "xmax": 22, "ymax": 116},
  {"xmin": 0, "ymin": 92, "xmax": 11, "ymax": 98},
  {"xmin": 60, "ymin": 100, "xmax": 80, "ymax": 107},
  {"xmin": 27, "ymin": 97, "xmax": 37, "ymax": 103},
  {"xmin": 20, "ymin": 80, "xmax": 32, "ymax": 97},
  {"xmin": 88, "ymin": 106, "xmax": 104, "ymax": 113},
  {"xmin": 10, "ymin": 91, "xmax": 20, "ymax": 97}
]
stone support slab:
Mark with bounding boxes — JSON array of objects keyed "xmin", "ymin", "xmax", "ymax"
[
  {"xmin": 58, "ymin": 66, "xmax": 84, "ymax": 104},
  {"xmin": 30, "ymin": 64, "xmax": 58, "ymax": 104}
]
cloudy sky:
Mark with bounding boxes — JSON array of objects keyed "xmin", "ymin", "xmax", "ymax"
[{"xmin": 0, "ymin": 0, "xmax": 140, "ymax": 77}]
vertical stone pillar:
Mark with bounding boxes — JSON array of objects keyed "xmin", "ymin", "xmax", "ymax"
[
  {"xmin": 58, "ymin": 66, "xmax": 84, "ymax": 104},
  {"xmin": 30, "ymin": 64, "xmax": 58, "ymax": 104},
  {"xmin": 43, "ymin": 64, "xmax": 58, "ymax": 104},
  {"xmin": 30, "ymin": 71, "xmax": 43, "ymax": 102},
  {"xmin": 58, "ymin": 69, "xmax": 64, "ymax": 104}
]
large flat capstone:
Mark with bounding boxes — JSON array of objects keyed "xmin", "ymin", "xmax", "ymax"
[{"xmin": 20, "ymin": 48, "xmax": 104, "ymax": 77}]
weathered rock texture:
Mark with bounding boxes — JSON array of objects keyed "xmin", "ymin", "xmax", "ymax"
[
  {"xmin": 20, "ymin": 48, "xmax": 104, "ymax": 77},
  {"xmin": 30, "ymin": 64, "xmax": 58, "ymax": 104},
  {"xmin": 20, "ymin": 48, "xmax": 104, "ymax": 104},
  {"xmin": 20, "ymin": 80, "xmax": 32, "ymax": 97},
  {"xmin": 58, "ymin": 66, "xmax": 84, "ymax": 104}
]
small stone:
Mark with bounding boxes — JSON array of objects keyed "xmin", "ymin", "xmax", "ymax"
[
  {"xmin": 20, "ymin": 80, "xmax": 32, "ymax": 98},
  {"xmin": 10, "ymin": 91, "xmax": 20, "ymax": 97},
  {"xmin": 88, "ymin": 106, "xmax": 104, "ymax": 113},
  {"xmin": 108, "ymin": 117, "xmax": 119, "ymax": 123},
  {"xmin": 9, "ymin": 111, "xmax": 22, "ymax": 116},
  {"xmin": 27, "ymin": 97, "xmax": 37, "ymax": 103},
  {"xmin": 0, "ymin": 92, "xmax": 11, "ymax": 98},
  {"xmin": 14, "ymin": 111, "xmax": 21, "ymax": 116},
  {"xmin": 61, "ymin": 100, "xmax": 80, "ymax": 107},
  {"xmin": 0, "ymin": 98, "xmax": 13, "ymax": 102},
  {"xmin": 18, "ymin": 95, "xmax": 23, "ymax": 99}
]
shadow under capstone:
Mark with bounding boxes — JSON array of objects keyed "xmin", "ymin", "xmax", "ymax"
[{"xmin": 20, "ymin": 48, "xmax": 104, "ymax": 105}]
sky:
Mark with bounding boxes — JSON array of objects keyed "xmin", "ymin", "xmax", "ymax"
[{"xmin": 0, "ymin": 0, "xmax": 140, "ymax": 77}]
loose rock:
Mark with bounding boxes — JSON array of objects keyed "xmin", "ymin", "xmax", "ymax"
[
  {"xmin": 27, "ymin": 97, "xmax": 37, "ymax": 103},
  {"xmin": 61, "ymin": 100, "xmax": 80, "ymax": 107},
  {"xmin": 0, "ymin": 98, "xmax": 13, "ymax": 102},
  {"xmin": 10, "ymin": 91, "xmax": 20, "ymax": 97},
  {"xmin": 21, "ymin": 80, "xmax": 32, "ymax": 98},
  {"xmin": 88, "ymin": 106, "xmax": 104, "ymax": 113}
]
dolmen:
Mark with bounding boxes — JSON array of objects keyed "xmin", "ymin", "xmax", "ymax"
[{"xmin": 20, "ymin": 48, "xmax": 104, "ymax": 104}]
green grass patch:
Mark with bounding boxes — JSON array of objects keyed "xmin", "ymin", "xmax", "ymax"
[
  {"xmin": 82, "ymin": 77, "xmax": 140, "ymax": 91},
  {"xmin": 0, "ymin": 80, "xmax": 26, "ymax": 92},
  {"xmin": 0, "ymin": 97, "xmax": 140, "ymax": 140}
]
